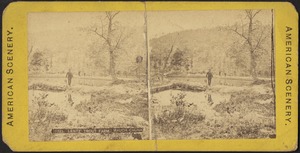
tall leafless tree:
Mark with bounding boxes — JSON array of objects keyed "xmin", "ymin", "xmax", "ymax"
[
  {"xmin": 89, "ymin": 11, "xmax": 125, "ymax": 80},
  {"xmin": 229, "ymin": 10, "xmax": 268, "ymax": 80}
]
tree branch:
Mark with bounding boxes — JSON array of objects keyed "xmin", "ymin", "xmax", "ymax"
[
  {"xmin": 91, "ymin": 28, "xmax": 110, "ymax": 44},
  {"xmin": 256, "ymin": 46, "xmax": 268, "ymax": 53},
  {"xmin": 229, "ymin": 26, "xmax": 248, "ymax": 40},
  {"xmin": 252, "ymin": 10, "xmax": 261, "ymax": 18},
  {"xmin": 113, "ymin": 30, "xmax": 124, "ymax": 51},
  {"xmin": 105, "ymin": 12, "xmax": 111, "ymax": 20},
  {"xmin": 105, "ymin": 11, "xmax": 120, "ymax": 20},
  {"xmin": 245, "ymin": 10, "xmax": 252, "ymax": 19},
  {"xmin": 111, "ymin": 11, "xmax": 120, "ymax": 19},
  {"xmin": 253, "ymin": 31, "xmax": 268, "ymax": 51}
]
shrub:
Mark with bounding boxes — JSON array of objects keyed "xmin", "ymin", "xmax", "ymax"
[
  {"xmin": 153, "ymin": 92, "xmax": 205, "ymax": 138},
  {"xmin": 29, "ymin": 93, "xmax": 68, "ymax": 141}
]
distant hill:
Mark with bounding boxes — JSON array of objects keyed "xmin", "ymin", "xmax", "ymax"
[{"xmin": 150, "ymin": 25, "xmax": 273, "ymax": 77}]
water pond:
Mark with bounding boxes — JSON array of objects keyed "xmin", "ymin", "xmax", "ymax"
[{"xmin": 151, "ymin": 90, "xmax": 231, "ymax": 120}]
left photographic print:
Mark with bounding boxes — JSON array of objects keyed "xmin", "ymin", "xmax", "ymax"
[{"xmin": 27, "ymin": 12, "xmax": 149, "ymax": 141}]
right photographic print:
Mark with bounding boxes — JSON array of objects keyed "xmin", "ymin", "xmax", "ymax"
[{"xmin": 148, "ymin": 10, "xmax": 276, "ymax": 140}]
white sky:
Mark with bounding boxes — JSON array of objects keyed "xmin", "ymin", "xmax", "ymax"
[
  {"xmin": 28, "ymin": 12, "xmax": 145, "ymax": 52},
  {"xmin": 147, "ymin": 10, "xmax": 272, "ymax": 38},
  {"xmin": 28, "ymin": 10, "xmax": 272, "ymax": 52}
]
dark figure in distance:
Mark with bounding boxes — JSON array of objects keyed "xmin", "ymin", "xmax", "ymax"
[
  {"xmin": 206, "ymin": 69, "xmax": 213, "ymax": 86},
  {"xmin": 66, "ymin": 69, "xmax": 73, "ymax": 86}
]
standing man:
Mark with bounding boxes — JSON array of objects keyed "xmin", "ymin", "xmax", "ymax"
[
  {"xmin": 66, "ymin": 69, "xmax": 73, "ymax": 86},
  {"xmin": 206, "ymin": 69, "xmax": 213, "ymax": 86}
]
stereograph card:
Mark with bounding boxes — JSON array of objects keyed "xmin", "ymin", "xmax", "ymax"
[{"xmin": 1, "ymin": 1, "xmax": 298, "ymax": 151}]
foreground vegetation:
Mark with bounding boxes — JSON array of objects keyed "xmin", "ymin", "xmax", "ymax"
[
  {"xmin": 29, "ymin": 80, "xmax": 149, "ymax": 141},
  {"xmin": 151, "ymin": 82, "xmax": 275, "ymax": 139},
  {"xmin": 29, "ymin": 77, "xmax": 275, "ymax": 141}
]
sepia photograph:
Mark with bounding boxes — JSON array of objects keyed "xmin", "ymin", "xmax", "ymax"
[
  {"xmin": 27, "ymin": 9, "xmax": 276, "ymax": 141},
  {"xmin": 28, "ymin": 11, "xmax": 149, "ymax": 141},
  {"xmin": 148, "ymin": 10, "xmax": 276, "ymax": 140},
  {"xmin": 2, "ymin": 1, "xmax": 299, "ymax": 151}
]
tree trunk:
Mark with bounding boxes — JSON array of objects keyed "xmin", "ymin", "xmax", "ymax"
[
  {"xmin": 250, "ymin": 51, "xmax": 258, "ymax": 80},
  {"xmin": 160, "ymin": 45, "xmax": 174, "ymax": 80},
  {"xmin": 107, "ymin": 14, "xmax": 117, "ymax": 80},
  {"xmin": 248, "ymin": 17, "xmax": 258, "ymax": 80},
  {"xmin": 109, "ymin": 50, "xmax": 117, "ymax": 80}
]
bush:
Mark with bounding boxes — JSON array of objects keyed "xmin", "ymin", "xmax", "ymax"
[
  {"xmin": 29, "ymin": 93, "xmax": 68, "ymax": 141},
  {"xmin": 153, "ymin": 92, "xmax": 205, "ymax": 138}
]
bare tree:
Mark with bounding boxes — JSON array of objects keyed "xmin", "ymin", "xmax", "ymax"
[
  {"xmin": 150, "ymin": 33, "xmax": 181, "ymax": 81},
  {"xmin": 89, "ymin": 11, "xmax": 125, "ymax": 80},
  {"xmin": 229, "ymin": 10, "xmax": 268, "ymax": 80},
  {"xmin": 162, "ymin": 38, "xmax": 176, "ymax": 73}
]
